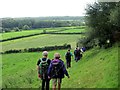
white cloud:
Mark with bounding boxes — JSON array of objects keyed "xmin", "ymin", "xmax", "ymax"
[{"xmin": 0, "ymin": 0, "xmax": 95, "ymax": 18}]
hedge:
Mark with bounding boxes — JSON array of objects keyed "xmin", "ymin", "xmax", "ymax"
[
  {"xmin": 1, "ymin": 44, "xmax": 71, "ymax": 54},
  {"xmin": 0, "ymin": 31, "xmax": 85, "ymax": 42}
]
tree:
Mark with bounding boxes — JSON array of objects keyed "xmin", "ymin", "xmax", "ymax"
[
  {"xmin": 22, "ymin": 25, "xmax": 30, "ymax": 30},
  {"xmin": 84, "ymin": 2, "xmax": 118, "ymax": 48},
  {"xmin": 13, "ymin": 27, "xmax": 20, "ymax": 32}
]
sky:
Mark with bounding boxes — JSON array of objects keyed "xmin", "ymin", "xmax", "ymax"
[{"xmin": 0, "ymin": 0, "xmax": 96, "ymax": 18}]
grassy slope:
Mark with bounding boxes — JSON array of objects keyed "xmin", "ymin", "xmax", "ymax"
[
  {"xmin": 2, "ymin": 50, "xmax": 67, "ymax": 88},
  {"xmin": 1, "ymin": 34, "xmax": 83, "ymax": 52},
  {"xmin": 2, "ymin": 45, "xmax": 118, "ymax": 88},
  {"xmin": 62, "ymin": 45, "xmax": 118, "ymax": 88}
]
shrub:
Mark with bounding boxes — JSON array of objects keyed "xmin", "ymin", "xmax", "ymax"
[{"xmin": 2, "ymin": 44, "xmax": 71, "ymax": 54}]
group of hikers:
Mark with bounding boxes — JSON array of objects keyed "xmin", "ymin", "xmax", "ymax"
[{"xmin": 36, "ymin": 47, "xmax": 86, "ymax": 90}]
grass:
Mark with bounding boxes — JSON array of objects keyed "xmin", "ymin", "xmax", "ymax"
[
  {"xmin": 1, "ymin": 34, "xmax": 84, "ymax": 52},
  {"xmin": 58, "ymin": 29, "xmax": 86, "ymax": 33},
  {"xmin": 62, "ymin": 45, "xmax": 118, "ymax": 88},
  {"xmin": 1, "ymin": 26, "xmax": 118, "ymax": 88},
  {"xmin": 2, "ymin": 50, "xmax": 67, "ymax": 88},
  {"xmin": 2, "ymin": 45, "xmax": 118, "ymax": 88},
  {"xmin": 1, "ymin": 29, "xmax": 43, "ymax": 40},
  {"xmin": 0, "ymin": 26, "xmax": 84, "ymax": 40}
]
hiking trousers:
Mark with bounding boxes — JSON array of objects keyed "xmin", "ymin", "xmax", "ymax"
[
  {"xmin": 42, "ymin": 79, "xmax": 50, "ymax": 90},
  {"xmin": 66, "ymin": 59, "xmax": 71, "ymax": 68}
]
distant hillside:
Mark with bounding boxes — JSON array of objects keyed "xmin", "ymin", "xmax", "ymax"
[
  {"xmin": 1, "ymin": 16, "xmax": 85, "ymax": 33},
  {"xmin": 2, "ymin": 16, "xmax": 84, "ymax": 21}
]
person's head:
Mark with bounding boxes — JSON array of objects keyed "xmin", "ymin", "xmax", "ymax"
[
  {"xmin": 68, "ymin": 49, "xmax": 70, "ymax": 52},
  {"xmin": 42, "ymin": 51, "xmax": 48, "ymax": 57},
  {"xmin": 77, "ymin": 47, "xmax": 80, "ymax": 50},
  {"xmin": 54, "ymin": 53, "xmax": 60, "ymax": 59}
]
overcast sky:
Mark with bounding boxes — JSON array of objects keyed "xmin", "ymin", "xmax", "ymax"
[{"xmin": 0, "ymin": 0, "xmax": 96, "ymax": 18}]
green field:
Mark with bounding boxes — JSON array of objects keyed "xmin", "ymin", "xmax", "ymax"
[
  {"xmin": 2, "ymin": 44, "xmax": 118, "ymax": 88},
  {"xmin": 1, "ymin": 29, "xmax": 43, "ymax": 40},
  {"xmin": 0, "ymin": 26, "xmax": 85, "ymax": 40},
  {"xmin": 1, "ymin": 26, "xmax": 118, "ymax": 88},
  {"xmin": 1, "ymin": 34, "xmax": 84, "ymax": 52},
  {"xmin": 58, "ymin": 29, "xmax": 86, "ymax": 33}
]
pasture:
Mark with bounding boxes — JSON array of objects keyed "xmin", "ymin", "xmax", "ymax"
[
  {"xmin": 58, "ymin": 29, "xmax": 86, "ymax": 33},
  {"xmin": 1, "ymin": 26, "xmax": 118, "ymax": 88},
  {"xmin": 1, "ymin": 34, "xmax": 84, "ymax": 52},
  {"xmin": 2, "ymin": 45, "xmax": 118, "ymax": 88},
  {"xmin": 1, "ymin": 26, "xmax": 85, "ymax": 40}
]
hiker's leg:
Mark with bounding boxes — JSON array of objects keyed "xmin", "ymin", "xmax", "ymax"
[
  {"xmin": 69, "ymin": 60, "xmax": 71, "ymax": 67},
  {"xmin": 42, "ymin": 79, "xmax": 45, "ymax": 90},
  {"xmin": 68, "ymin": 61, "xmax": 70, "ymax": 67},
  {"xmin": 52, "ymin": 79, "xmax": 57, "ymax": 90},
  {"xmin": 66, "ymin": 60, "xmax": 69, "ymax": 68},
  {"xmin": 76, "ymin": 57, "xmax": 78, "ymax": 62},
  {"xmin": 58, "ymin": 78, "xmax": 62, "ymax": 90},
  {"xmin": 74, "ymin": 55, "xmax": 76, "ymax": 60},
  {"xmin": 46, "ymin": 79, "xmax": 50, "ymax": 90}
]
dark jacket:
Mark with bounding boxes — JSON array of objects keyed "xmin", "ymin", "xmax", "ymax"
[
  {"xmin": 37, "ymin": 58, "xmax": 51, "ymax": 79},
  {"xmin": 47, "ymin": 59, "xmax": 69, "ymax": 78},
  {"xmin": 65, "ymin": 52, "xmax": 73, "ymax": 60}
]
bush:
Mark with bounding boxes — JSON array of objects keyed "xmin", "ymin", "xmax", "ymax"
[
  {"xmin": 77, "ymin": 37, "xmax": 98, "ymax": 50},
  {"xmin": 2, "ymin": 44, "xmax": 71, "ymax": 54}
]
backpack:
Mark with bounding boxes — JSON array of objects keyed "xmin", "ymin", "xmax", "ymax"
[
  {"xmin": 65, "ymin": 52, "xmax": 71, "ymax": 59},
  {"xmin": 50, "ymin": 59, "xmax": 63, "ymax": 78},
  {"xmin": 76, "ymin": 50, "xmax": 80, "ymax": 56},
  {"xmin": 39, "ymin": 58, "xmax": 49, "ymax": 78},
  {"xmin": 74, "ymin": 50, "xmax": 77, "ymax": 55}
]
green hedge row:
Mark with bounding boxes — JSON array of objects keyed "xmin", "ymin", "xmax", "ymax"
[
  {"xmin": 0, "ymin": 31, "xmax": 85, "ymax": 42},
  {"xmin": 1, "ymin": 44, "xmax": 71, "ymax": 54}
]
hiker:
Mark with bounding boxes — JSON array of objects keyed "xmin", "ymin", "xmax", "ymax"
[
  {"xmin": 37, "ymin": 51, "xmax": 51, "ymax": 90},
  {"xmin": 81, "ymin": 47, "xmax": 86, "ymax": 53},
  {"xmin": 65, "ymin": 49, "xmax": 73, "ymax": 68},
  {"xmin": 74, "ymin": 47, "xmax": 81, "ymax": 62},
  {"xmin": 77, "ymin": 47, "xmax": 82, "ymax": 61},
  {"xmin": 47, "ymin": 53, "xmax": 70, "ymax": 90},
  {"xmin": 74, "ymin": 48, "xmax": 77, "ymax": 61}
]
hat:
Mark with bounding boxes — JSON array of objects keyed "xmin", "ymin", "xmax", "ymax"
[
  {"xmin": 54, "ymin": 53, "xmax": 60, "ymax": 58},
  {"xmin": 42, "ymin": 51, "xmax": 48, "ymax": 56}
]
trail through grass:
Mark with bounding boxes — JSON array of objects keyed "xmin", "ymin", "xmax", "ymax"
[{"xmin": 2, "ymin": 45, "xmax": 118, "ymax": 88}]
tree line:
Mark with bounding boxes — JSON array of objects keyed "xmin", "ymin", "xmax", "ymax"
[
  {"xmin": 78, "ymin": 2, "xmax": 120, "ymax": 49},
  {"xmin": 1, "ymin": 16, "xmax": 85, "ymax": 33}
]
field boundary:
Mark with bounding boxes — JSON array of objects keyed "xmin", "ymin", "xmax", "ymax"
[
  {"xmin": 1, "ymin": 44, "xmax": 71, "ymax": 54},
  {"xmin": 0, "ymin": 32, "xmax": 85, "ymax": 42}
]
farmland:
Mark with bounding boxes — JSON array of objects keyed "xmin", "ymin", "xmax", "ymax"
[
  {"xmin": 1, "ymin": 26, "xmax": 84, "ymax": 40},
  {"xmin": 2, "ymin": 44, "xmax": 118, "ymax": 88},
  {"xmin": 58, "ymin": 28, "xmax": 86, "ymax": 33},
  {"xmin": 1, "ymin": 34, "xmax": 84, "ymax": 52},
  {"xmin": 1, "ymin": 26, "xmax": 86, "ymax": 52},
  {"xmin": 1, "ymin": 26, "xmax": 118, "ymax": 88}
]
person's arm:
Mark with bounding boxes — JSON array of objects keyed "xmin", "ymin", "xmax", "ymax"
[
  {"xmin": 62, "ymin": 61, "xmax": 70, "ymax": 78},
  {"xmin": 70, "ymin": 52, "xmax": 73, "ymax": 56},
  {"xmin": 37, "ymin": 59, "xmax": 41, "ymax": 78},
  {"xmin": 47, "ymin": 62, "xmax": 53, "ymax": 78},
  {"xmin": 37, "ymin": 59, "xmax": 40, "ymax": 70}
]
